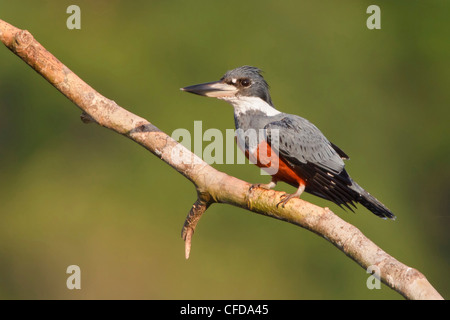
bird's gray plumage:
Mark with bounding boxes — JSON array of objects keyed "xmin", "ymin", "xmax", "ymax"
[
  {"xmin": 181, "ymin": 65, "xmax": 395, "ymax": 219},
  {"xmin": 262, "ymin": 114, "xmax": 359, "ymax": 211},
  {"xmin": 264, "ymin": 115, "xmax": 345, "ymax": 174}
]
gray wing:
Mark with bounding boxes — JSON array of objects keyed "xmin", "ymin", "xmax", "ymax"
[
  {"xmin": 264, "ymin": 115, "xmax": 346, "ymax": 174},
  {"xmin": 265, "ymin": 115, "xmax": 358, "ymax": 210},
  {"xmin": 264, "ymin": 115, "xmax": 395, "ymax": 219}
]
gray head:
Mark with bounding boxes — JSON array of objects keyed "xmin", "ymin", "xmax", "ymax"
[{"xmin": 181, "ymin": 66, "xmax": 273, "ymax": 106}]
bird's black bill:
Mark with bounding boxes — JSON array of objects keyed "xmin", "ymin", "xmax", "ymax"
[{"xmin": 181, "ymin": 81, "xmax": 237, "ymax": 98}]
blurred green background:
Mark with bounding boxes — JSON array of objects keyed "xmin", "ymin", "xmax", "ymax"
[{"xmin": 0, "ymin": 0, "xmax": 448, "ymax": 300}]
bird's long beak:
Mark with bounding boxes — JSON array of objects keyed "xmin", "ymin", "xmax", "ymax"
[{"xmin": 181, "ymin": 81, "xmax": 237, "ymax": 98}]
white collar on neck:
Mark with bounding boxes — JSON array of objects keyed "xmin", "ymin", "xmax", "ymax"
[{"xmin": 220, "ymin": 96, "xmax": 281, "ymax": 117}]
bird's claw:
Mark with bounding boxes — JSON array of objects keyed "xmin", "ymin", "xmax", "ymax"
[{"xmin": 276, "ymin": 193, "xmax": 295, "ymax": 208}]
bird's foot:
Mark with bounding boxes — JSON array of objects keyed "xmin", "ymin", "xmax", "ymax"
[
  {"xmin": 276, "ymin": 184, "xmax": 305, "ymax": 208},
  {"xmin": 249, "ymin": 181, "xmax": 277, "ymax": 191},
  {"xmin": 276, "ymin": 193, "xmax": 298, "ymax": 208}
]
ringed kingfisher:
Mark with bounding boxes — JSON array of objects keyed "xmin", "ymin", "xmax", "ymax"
[{"xmin": 181, "ymin": 66, "xmax": 395, "ymax": 220}]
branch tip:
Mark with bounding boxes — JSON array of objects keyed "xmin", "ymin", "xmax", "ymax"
[
  {"xmin": 183, "ymin": 227, "xmax": 193, "ymax": 259},
  {"xmin": 181, "ymin": 198, "xmax": 210, "ymax": 259}
]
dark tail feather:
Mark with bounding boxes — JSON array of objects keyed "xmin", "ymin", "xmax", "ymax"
[{"xmin": 350, "ymin": 181, "xmax": 396, "ymax": 220}]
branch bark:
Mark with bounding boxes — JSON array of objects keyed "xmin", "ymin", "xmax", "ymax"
[{"xmin": 0, "ymin": 19, "xmax": 443, "ymax": 300}]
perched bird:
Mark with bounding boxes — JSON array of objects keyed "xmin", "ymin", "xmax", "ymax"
[{"xmin": 181, "ymin": 66, "xmax": 395, "ymax": 219}]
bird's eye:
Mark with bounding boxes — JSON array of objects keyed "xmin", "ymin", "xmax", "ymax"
[{"xmin": 240, "ymin": 78, "xmax": 251, "ymax": 87}]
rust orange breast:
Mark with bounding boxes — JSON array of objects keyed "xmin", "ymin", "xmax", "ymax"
[{"xmin": 244, "ymin": 140, "xmax": 306, "ymax": 188}]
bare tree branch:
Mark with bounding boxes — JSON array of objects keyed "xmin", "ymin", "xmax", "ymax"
[{"xmin": 0, "ymin": 19, "xmax": 443, "ymax": 300}]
